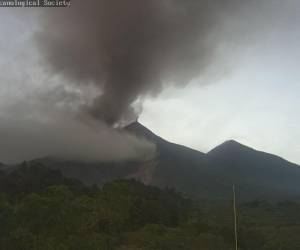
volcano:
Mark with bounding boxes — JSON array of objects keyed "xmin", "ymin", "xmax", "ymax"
[{"xmin": 10, "ymin": 121, "xmax": 300, "ymax": 201}]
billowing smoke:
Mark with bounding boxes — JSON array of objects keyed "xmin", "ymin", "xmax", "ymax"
[
  {"xmin": 0, "ymin": 97, "xmax": 156, "ymax": 164},
  {"xmin": 37, "ymin": 0, "xmax": 259, "ymax": 125}
]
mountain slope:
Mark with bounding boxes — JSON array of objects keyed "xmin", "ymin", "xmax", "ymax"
[
  {"xmin": 125, "ymin": 122, "xmax": 208, "ymax": 161},
  {"xmin": 125, "ymin": 122, "xmax": 218, "ymax": 197},
  {"xmin": 207, "ymin": 140, "xmax": 300, "ymax": 200},
  {"xmin": 5, "ymin": 122, "xmax": 300, "ymax": 201},
  {"xmin": 126, "ymin": 123, "xmax": 300, "ymax": 200},
  {"xmin": 30, "ymin": 122, "xmax": 219, "ymax": 199}
]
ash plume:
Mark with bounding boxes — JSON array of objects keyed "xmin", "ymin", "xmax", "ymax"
[
  {"xmin": 0, "ymin": 106, "xmax": 156, "ymax": 164},
  {"xmin": 37, "ymin": 0, "xmax": 259, "ymax": 125}
]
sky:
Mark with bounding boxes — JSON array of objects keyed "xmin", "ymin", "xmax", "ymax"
[
  {"xmin": 0, "ymin": 1, "xmax": 299, "ymax": 164},
  {"xmin": 141, "ymin": 2, "xmax": 300, "ymax": 163}
]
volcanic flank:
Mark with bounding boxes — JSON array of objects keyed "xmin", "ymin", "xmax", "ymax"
[{"xmin": 25, "ymin": 122, "xmax": 300, "ymax": 201}]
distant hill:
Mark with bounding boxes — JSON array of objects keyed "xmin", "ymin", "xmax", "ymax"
[
  {"xmin": 4, "ymin": 122, "xmax": 300, "ymax": 201},
  {"xmin": 207, "ymin": 140, "xmax": 300, "ymax": 200}
]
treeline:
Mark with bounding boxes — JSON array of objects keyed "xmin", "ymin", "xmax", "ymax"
[{"xmin": 0, "ymin": 163, "xmax": 299, "ymax": 249}]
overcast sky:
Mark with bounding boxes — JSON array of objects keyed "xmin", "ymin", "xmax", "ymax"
[
  {"xmin": 141, "ymin": 1, "xmax": 300, "ymax": 163},
  {"xmin": 0, "ymin": 1, "xmax": 299, "ymax": 164}
]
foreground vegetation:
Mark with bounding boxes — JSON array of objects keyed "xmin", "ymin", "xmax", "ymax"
[{"xmin": 0, "ymin": 163, "xmax": 300, "ymax": 250}]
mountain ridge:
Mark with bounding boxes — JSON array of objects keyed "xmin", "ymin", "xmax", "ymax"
[
  {"xmin": 2, "ymin": 121, "xmax": 300, "ymax": 201},
  {"xmin": 124, "ymin": 122, "xmax": 300, "ymax": 201},
  {"xmin": 208, "ymin": 139, "xmax": 298, "ymax": 166}
]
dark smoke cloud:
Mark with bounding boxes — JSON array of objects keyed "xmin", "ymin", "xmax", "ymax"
[
  {"xmin": 0, "ymin": 101, "xmax": 156, "ymax": 164},
  {"xmin": 37, "ymin": 0, "xmax": 260, "ymax": 125}
]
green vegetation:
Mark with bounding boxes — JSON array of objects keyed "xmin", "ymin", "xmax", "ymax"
[{"xmin": 0, "ymin": 163, "xmax": 300, "ymax": 250}]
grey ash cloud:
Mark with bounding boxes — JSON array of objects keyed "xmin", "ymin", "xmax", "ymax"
[{"xmin": 36, "ymin": 0, "xmax": 260, "ymax": 125}]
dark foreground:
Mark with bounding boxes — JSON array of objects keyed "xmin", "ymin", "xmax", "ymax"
[{"xmin": 0, "ymin": 164, "xmax": 300, "ymax": 250}]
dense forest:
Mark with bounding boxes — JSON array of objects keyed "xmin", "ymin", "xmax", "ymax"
[{"xmin": 0, "ymin": 163, "xmax": 300, "ymax": 250}]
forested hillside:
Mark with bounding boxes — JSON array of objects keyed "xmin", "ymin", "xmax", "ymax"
[{"xmin": 0, "ymin": 163, "xmax": 300, "ymax": 250}]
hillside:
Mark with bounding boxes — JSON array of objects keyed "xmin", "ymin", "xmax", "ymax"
[
  {"xmin": 125, "ymin": 122, "xmax": 300, "ymax": 201},
  {"xmin": 5, "ymin": 122, "xmax": 300, "ymax": 201},
  {"xmin": 207, "ymin": 140, "xmax": 300, "ymax": 199}
]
